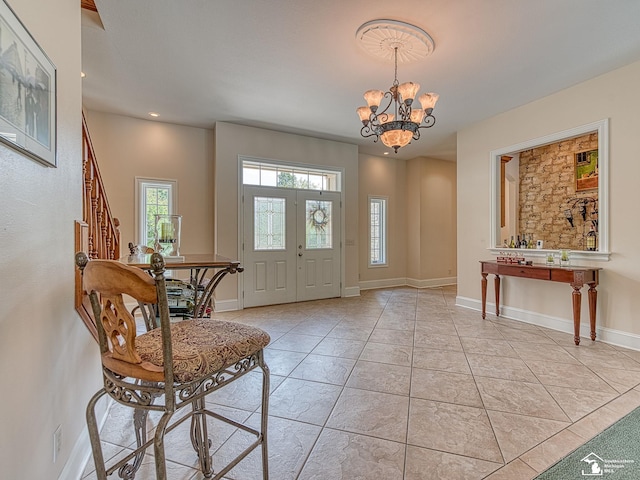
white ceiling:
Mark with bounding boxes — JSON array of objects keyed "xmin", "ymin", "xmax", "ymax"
[{"xmin": 81, "ymin": 0, "xmax": 640, "ymax": 161}]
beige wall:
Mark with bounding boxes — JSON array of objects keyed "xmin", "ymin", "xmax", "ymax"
[
  {"xmin": 84, "ymin": 111, "xmax": 215, "ymax": 255},
  {"xmin": 86, "ymin": 115, "xmax": 458, "ymax": 301},
  {"xmin": 405, "ymin": 157, "xmax": 457, "ymax": 284},
  {"xmin": 0, "ymin": 0, "xmax": 95, "ymax": 478},
  {"xmin": 457, "ymin": 60, "xmax": 640, "ymax": 342},
  {"xmin": 358, "ymin": 154, "xmax": 457, "ymax": 288},
  {"xmin": 415, "ymin": 157, "xmax": 458, "ymax": 282},
  {"xmin": 358, "ymin": 154, "xmax": 408, "ymax": 283},
  {"xmin": 406, "ymin": 157, "xmax": 422, "ymax": 280},
  {"xmin": 214, "ymin": 122, "xmax": 360, "ymax": 301},
  {"xmin": 84, "ymin": 117, "xmax": 360, "ymax": 302}
]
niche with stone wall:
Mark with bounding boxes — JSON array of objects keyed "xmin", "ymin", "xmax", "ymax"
[{"xmin": 518, "ymin": 132, "xmax": 598, "ymax": 250}]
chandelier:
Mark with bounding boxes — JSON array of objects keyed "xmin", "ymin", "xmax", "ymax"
[{"xmin": 355, "ymin": 20, "xmax": 439, "ymax": 153}]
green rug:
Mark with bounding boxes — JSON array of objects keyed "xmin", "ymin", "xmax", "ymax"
[{"xmin": 535, "ymin": 406, "xmax": 640, "ymax": 479}]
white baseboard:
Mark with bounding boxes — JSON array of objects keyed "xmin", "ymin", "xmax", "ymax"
[
  {"xmin": 359, "ymin": 277, "xmax": 409, "ymax": 291},
  {"xmin": 406, "ymin": 276, "xmax": 457, "ymax": 289},
  {"xmin": 215, "ymin": 298, "xmax": 240, "ymax": 312},
  {"xmin": 456, "ymin": 295, "xmax": 640, "ymax": 352},
  {"xmin": 58, "ymin": 396, "xmax": 111, "ymax": 480},
  {"xmin": 360, "ymin": 277, "xmax": 457, "ymax": 291},
  {"xmin": 343, "ymin": 286, "xmax": 360, "ymax": 297}
]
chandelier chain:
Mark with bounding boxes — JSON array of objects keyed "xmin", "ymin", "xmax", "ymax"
[{"xmin": 393, "ymin": 47, "xmax": 399, "ymax": 87}]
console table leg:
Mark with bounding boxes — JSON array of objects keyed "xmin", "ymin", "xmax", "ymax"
[
  {"xmin": 572, "ymin": 287, "xmax": 582, "ymax": 345},
  {"xmin": 494, "ymin": 275, "xmax": 501, "ymax": 317},
  {"xmin": 588, "ymin": 284, "xmax": 598, "ymax": 341},
  {"xmin": 481, "ymin": 273, "xmax": 488, "ymax": 319}
]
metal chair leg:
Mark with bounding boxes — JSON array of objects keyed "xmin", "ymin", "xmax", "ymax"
[
  {"xmin": 114, "ymin": 407, "xmax": 148, "ymax": 480},
  {"xmin": 153, "ymin": 412, "xmax": 174, "ymax": 480},
  {"xmin": 190, "ymin": 395, "xmax": 213, "ymax": 477},
  {"xmin": 259, "ymin": 351, "xmax": 270, "ymax": 480},
  {"xmin": 87, "ymin": 389, "xmax": 108, "ymax": 480},
  {"xmin": 119, "ymin": 379, "xmax": 160, "ymax": 480}
]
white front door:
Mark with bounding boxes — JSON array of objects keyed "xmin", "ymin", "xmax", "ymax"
[
  {"xmin": 296, "ymin": 190, "xmax": 341, "ymax": 302},
  {"xmin": 242, "ymin": 186, "xmax": 341, "ymax": 308}
]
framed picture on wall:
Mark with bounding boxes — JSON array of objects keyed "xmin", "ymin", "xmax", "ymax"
[
  {"xmin": 575, "ymin": 149, "xmax": 598, "ymax": 192},
  {"xmin": 0, "ymin": 0, "xmax": 57, "ymax": 167}
]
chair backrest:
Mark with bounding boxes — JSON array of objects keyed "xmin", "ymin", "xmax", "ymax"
[{"xmin": 76, "ymin": 252, "xmax": 172, "ymax": 382}]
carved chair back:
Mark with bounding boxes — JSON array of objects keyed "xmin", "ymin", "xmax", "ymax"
[{"xmin": 76, "ymin": 252, "xmax": 175, "ymax": 384}]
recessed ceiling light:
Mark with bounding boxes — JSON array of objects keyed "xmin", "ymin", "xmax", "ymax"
[
  {"xmin": 383, "ymin": 152, "xmax": 389, "ymax": 155},
  {"xmin": 148, "ymin": 112, "xmax": 160, "ymax": 117},
  {"xmin": 80, "ymin": 71, "xmax": 86, "ymax": 78}
]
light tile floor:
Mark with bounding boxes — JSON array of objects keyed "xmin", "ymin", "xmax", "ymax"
[{"xmin": 82, "ymin": 286, "xmax": 640, "ymax": 479}]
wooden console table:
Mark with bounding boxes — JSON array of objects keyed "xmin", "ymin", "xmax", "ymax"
[{"xmin": 480, "ymin": 261, "xmax": 601, "ymax": 345}]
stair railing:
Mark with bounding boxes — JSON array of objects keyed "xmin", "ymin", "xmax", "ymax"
[{"xmin": 75, "ymin": 111, "xmax": 121, "ymax": 340}]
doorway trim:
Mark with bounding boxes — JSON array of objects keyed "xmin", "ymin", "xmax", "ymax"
[{"xmin": 237, "ymin": 155, "xmax": 346, "ymax": 309}]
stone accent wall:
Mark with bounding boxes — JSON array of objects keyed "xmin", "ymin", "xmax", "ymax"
[{"xmin": 518, "ymin": 133, "xmax": 598, "ymax": 250}]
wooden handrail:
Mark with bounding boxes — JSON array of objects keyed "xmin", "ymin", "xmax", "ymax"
[
  {"xmin": 75, "ymin": 111, "xmax": 121, "ymax": 340},
  {"xmin": 82, "ymin": 112, "xmax": 120, "ymax": 260}
]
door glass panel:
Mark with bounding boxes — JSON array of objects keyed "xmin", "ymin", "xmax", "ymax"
[
  {"xmin": 306, "ymin": 200, "xmax": 332, "ymax": 249},
  {"xmin": 254, "ymin": 197, "xmax": 286, "ymax": 250}
]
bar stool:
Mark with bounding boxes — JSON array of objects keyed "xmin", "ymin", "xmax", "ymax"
[{"xmin": 76, "ymin": 252, "xmax": 270, "ymax": 479}]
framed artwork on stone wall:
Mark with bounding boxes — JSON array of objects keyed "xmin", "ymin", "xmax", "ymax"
[
  {"xmin": 0, "ymin": 0, "xmax": 57, "ymax": 167},
  {"xmin": 575, "ymin": 149, "xmax": 598, "ymax": 192}
]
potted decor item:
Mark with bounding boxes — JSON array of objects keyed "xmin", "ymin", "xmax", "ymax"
[
  {"xmin": 559, "ymin": 249, "xmax": 571, "ymax": 267},
  {"xmin": 546, "ymin": 252, "xmax": 555, "ymax": 266}
]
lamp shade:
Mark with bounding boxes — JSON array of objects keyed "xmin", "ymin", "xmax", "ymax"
[
  {"xmin": 364, "ymin": 90, "xmax": 385, "ymax": 109},
  {"xmin": 410, "ymin": 108, "xmax": 425, "ymax": 123},
  {"xmin": 380, "ymin": 129, "xmax": 413, "ymax": 149},
  {"xmin": 418, "ymin": 92, "xmax": 439, "ymax": 111},
  {"xmin": 356, "ymin": 106, "xmax": 371, "ymax": 123},
  {"xmin": 397, "ymin": 82, "xmax": 420, "ymax": 104}
]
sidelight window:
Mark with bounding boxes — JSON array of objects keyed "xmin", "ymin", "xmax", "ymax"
[{"xmin": 369, "ymin": 197, "xmax": 387, "ymax": 266}]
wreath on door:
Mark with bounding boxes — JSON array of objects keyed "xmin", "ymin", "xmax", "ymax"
[{"xmin": 308, "ymin": 202, "xmax": 330, "ymax": 231}]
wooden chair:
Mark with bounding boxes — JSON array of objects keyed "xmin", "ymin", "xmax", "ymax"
[{"xmin": 76, "ymin": 252, "xmax": 270, "ymax": 480}]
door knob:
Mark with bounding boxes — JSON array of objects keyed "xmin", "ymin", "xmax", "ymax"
[{"xmin": 298, "ymin": 252, "xmax": 303, "ymax": 257}]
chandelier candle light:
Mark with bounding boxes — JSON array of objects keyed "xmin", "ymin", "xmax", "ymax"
[{"xmin": 356, "ymin": 20, "xmax": 439, "ymax": 153}]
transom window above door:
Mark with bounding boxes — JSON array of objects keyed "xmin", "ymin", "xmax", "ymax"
[{"xmin": 242, "ymin": 159, "xmax": 341, "ymax": 192}]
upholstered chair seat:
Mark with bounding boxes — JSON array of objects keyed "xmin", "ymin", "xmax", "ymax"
[{"xmin": 136, "ymin": 319, "xmax": 270, "ymax": 383}]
